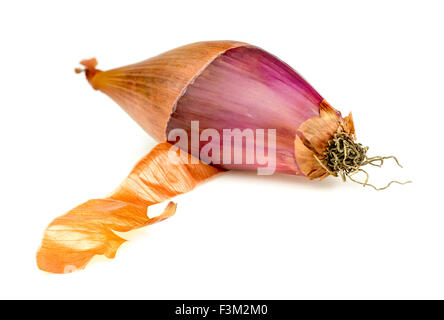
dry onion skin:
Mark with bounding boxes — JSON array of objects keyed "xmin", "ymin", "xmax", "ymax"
[
  {"xmin": 37, "ymin": 143, "xmax": 222, "ymax": 273},
  {"xmin": 38, "ymin": 41, "xmax": 410, "ymax": 273}
]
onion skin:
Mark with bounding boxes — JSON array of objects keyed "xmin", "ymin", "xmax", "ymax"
[
  {"xmin": 84, "ymin": 41, "xmax": 247, "ymax": 141},
  {"xmin": 37, "ymin": 142, "xmax": 222, "ymax": 274}
]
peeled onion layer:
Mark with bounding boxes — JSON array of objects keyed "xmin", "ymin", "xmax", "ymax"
[{"xmin": 37, "ymin": 142, "xmax": 222, "ymax": 273}]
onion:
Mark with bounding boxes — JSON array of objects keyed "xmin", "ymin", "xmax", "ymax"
[
  {"xmin": 37, "ymin": 41, "xmax": 410, "ymax": 273},
  {"xmin": 78, "ymin": 41, "xmax": 371, "ymax": 180}
]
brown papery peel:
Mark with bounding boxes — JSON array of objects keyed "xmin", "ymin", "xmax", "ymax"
[
  {"xmin": 77, "ymin": 41, "xmax": 247, "ymax": 141},
  {"xmin": 37, "ymin": 143, "xmax": 222, "ymax": 273}
]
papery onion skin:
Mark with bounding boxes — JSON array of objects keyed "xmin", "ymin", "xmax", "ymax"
[
  {"xmin": 84, "ymin": 41, "xmax": 247, "ymax": 141},
  {"xmin": 37, "ymin": 142, "xmax": 222, "ymax": 274}
]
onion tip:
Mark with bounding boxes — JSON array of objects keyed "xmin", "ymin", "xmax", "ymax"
[{"xmin": 75, "ymin": 57, "xmax": 102, "ymax": 90}]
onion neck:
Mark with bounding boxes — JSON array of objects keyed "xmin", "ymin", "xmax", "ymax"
[{"xmin": 75, "ymin": 58, "xmax": 103, "ymax": 90}]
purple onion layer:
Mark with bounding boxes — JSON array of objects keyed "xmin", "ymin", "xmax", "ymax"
[{"xmin": 167, "ymin": 46, "xmax": 323, "ymax": 175}]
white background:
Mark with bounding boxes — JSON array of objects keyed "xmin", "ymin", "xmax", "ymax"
[{"xmin": 0, "ymin": 0, "xmax": 443, "ymax": 299}]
